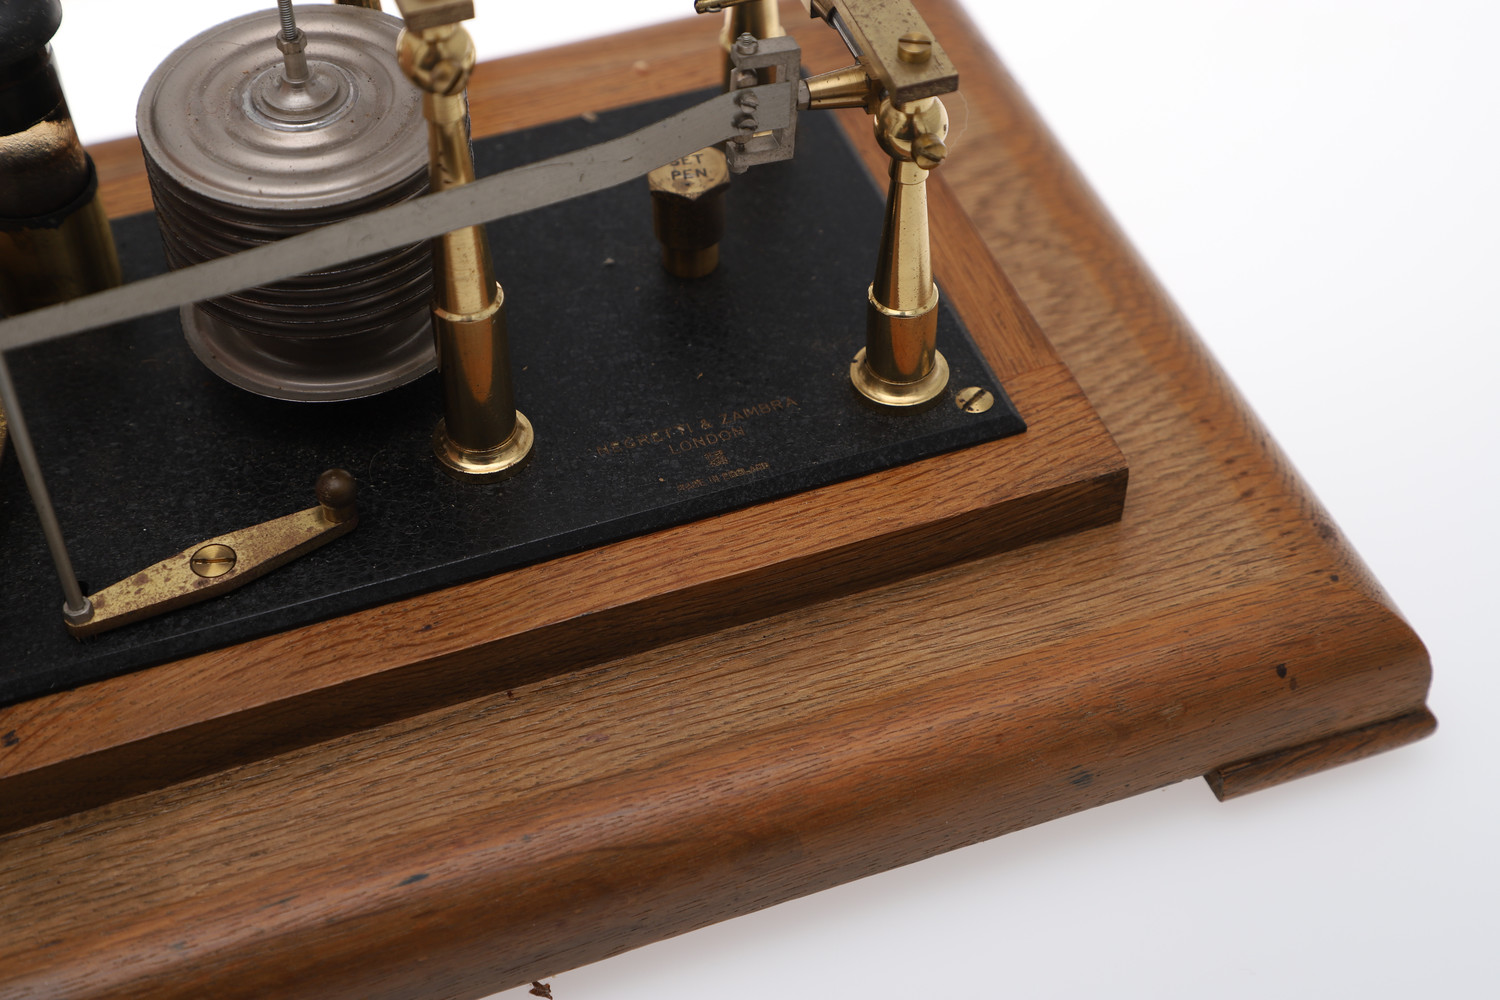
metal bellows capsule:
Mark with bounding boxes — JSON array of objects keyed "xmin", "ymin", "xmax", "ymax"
[{"xmin": 136, "ymin": 4, "xmax": 432, "ymax": 401}]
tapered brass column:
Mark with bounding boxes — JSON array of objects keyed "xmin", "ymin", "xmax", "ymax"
[
  {"xmin": 850, "ymin": 95, "xmax": 951, "ymax": 407},
  {"xmin": 396, "ymin": 11, "xmax": 533, "ymax": 480}
]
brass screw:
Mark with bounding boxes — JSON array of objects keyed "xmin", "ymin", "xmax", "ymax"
[
  {"xmin": 898, "ymin": 32, "xmax": 933, "ymax": 64},
  {"xmin": 912, "ymin": 133, "xmax": 948, "ymax": 170},
  {"xmin": 190, "ymin": 543, "xmax": 238, "ymax": 579},
  {"xmin": 955, "ymin": 387, "xmax": 994, "ymax": 413}
]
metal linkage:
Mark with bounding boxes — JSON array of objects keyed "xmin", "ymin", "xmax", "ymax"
[
  {"xmin": 724, "ymin": 33, "xmax": 800, "ymax": 173},
  {"xmin": 274, "ymin": 0, "xmax": 310, "ymax": 84},
  {"xmin": 0, "ymin": 69, "xmax": 802, "ymax": 628},
  {"xmin": 0, "ymin": 354, "xmax": 92, "ymax": 625}
]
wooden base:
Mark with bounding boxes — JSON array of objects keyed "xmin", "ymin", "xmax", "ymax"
[
  {"xmin": 0, "ymin": 4, "xmax": 1432, "ymax": 999},
  {"xmin": 0, "ymin": 70, "xmax": 1124, "ymax": 837}
]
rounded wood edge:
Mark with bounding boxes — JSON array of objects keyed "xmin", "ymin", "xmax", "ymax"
[{"xmin": 0, "ymin": 579, "xmax": 1428, "ymax": 1000}]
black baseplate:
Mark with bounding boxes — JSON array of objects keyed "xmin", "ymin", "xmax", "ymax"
[{"xmin": 0, "ymin": 90, "xmax": 1024, "ymax": 706}]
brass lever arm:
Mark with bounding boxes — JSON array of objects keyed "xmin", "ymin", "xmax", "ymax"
[
  {"xmin": 795, "ymin": 0, "xmax": 958, "ymax": 105},
  {"xmin": 66, "ymin": 470, "xmax": 358, "ymax": 638}
]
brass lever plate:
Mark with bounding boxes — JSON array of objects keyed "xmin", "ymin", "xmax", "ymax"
[
  {"xmin": 808, "ymin": 0, "xmax": 958, "ymax": 104},
  {"xmin": 66, "ymin": 503, "xmax": 357, "ymax": 638}
]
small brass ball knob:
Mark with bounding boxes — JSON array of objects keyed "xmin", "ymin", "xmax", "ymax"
[{"xmin": 316, "ymin": 468, "xmax": 358, "ymax": 524}]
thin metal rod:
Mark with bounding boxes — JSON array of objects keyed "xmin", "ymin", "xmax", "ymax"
[
  {"xmin": 0, "ymin": 352, "xmax": 91, "ymax": 618},
  {"xmin": 0, "ymin": 83, "xmax": 790, "ymax": 355},
  {"xmin": 275, "ymin": 0, "xmax": 310, "ymax": 85},
  {"xmin": 276, "ymin": 0, "xmax": 299, "ymax": 41}
]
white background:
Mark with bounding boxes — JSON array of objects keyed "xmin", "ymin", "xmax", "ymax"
[{"xmin": 49, "ymin": 2, "xmax": 1499, "ymax": 997}]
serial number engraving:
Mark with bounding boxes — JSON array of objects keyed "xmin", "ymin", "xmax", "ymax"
[{"xmin": 676, "ymin": 461, "xmax": 770, "ymax": 492}]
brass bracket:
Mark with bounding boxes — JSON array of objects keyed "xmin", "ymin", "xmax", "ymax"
[
  {"xmin": 696, "ymin": 1, "xmax": 954, "ymax": 110},
  {"xmin": 392, "ymin": 0, "xmax": 474, "ymax": 32},
  {"xmin": 65, "ymin": 470, "xmax": 358, "ymax": 638},
  {"xmin": 796, "ymin": 0, "xmax": 958, "ymax": 105}
]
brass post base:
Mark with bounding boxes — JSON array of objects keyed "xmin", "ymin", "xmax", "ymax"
[
  {"xmin": 433, "ymin": 410, "xmax": 535, "ymax": 482},
  {"xmin": 0, "ymin": 190, "xmax": 122, "ymax": 316},
  {"xmin": 849, "ymin": 347, "xmax": 949, "ymax": 407},
  {"xmin": 661, "ymin": 244, "xmax": 720, "ymax": 278}
]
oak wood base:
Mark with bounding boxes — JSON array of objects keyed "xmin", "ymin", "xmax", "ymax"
[{"xmin": 0, "ymin": 4, "xmax": 1433, "ymax": 999}]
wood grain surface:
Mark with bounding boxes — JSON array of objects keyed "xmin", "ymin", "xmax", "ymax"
[{"xmin": 0, "ymin": 4, "xmax": 1433, "ymax": 999}]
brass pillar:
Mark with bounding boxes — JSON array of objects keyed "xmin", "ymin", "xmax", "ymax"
[
  {"xmin": 850, "ymin": 95, "xmax": 951, "ymax": 407},
  {"xmin": 397, "ymin": 15, "xmax": 533, "ymax": 480}
]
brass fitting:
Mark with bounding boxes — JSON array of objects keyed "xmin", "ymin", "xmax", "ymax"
[
  {"xmin": 648, "ymin": 148, "xmax": 731, "ymax": 279},
  {"xmin": 397, "ymin": 13, "xmax": 534, "ymax": 480},
  {"xmin": 799, "ymin": 64, "xmax": 882, "ymax": 114},
  {"xmin": 714, "ymin": 1, "xmax": 959, "ymax": 407},
  {"xmin": 851, "ymin": 95, "xmax": 951, "ymax": 407},
  {"xmin": 0, "ymin": 5, "xmax": 121, "ymax": 317}
]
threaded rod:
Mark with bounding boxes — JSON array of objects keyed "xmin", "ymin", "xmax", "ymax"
[{"xmin": 276, "ymin": 0, "xmax": 299, "ymax": 41}]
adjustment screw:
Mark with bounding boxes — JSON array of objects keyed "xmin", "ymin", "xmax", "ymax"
[
  {"xmin": 913, "ymin": 133, "xmax": 948, "ymax": 170},
  {"xmin": 955, "ymin": 386, "xmax": 994, "ymax": 413},
  {"xmin": 190, "ymin": 543, "xmax": 238, "ymax": 579},
  {"xmin": 734, "ymin": 32, "xmax": 759, "ymax": 56},
  {"xmin": 897, "ymin": 32, "xmax": 933, "ymax": 64}
]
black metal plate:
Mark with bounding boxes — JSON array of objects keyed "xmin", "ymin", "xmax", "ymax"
[{"xmin": 0, "ymin": 91, "xmax": 1024, "ymax": 706}]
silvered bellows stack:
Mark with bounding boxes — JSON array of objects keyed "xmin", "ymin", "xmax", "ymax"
[{"xmin": 136, "ymin": 3, "xmax": 432, "ymax": 401}]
